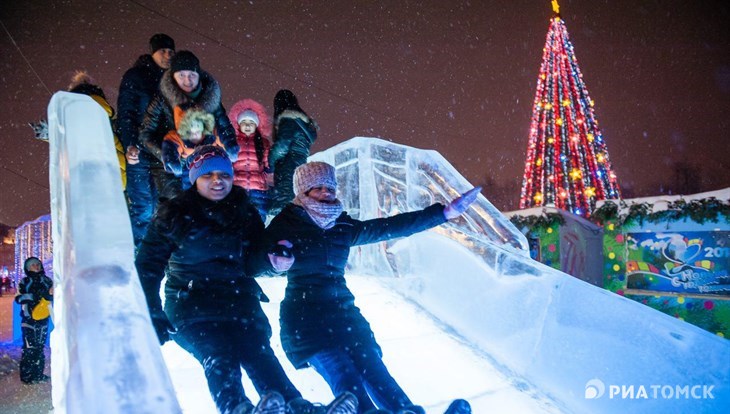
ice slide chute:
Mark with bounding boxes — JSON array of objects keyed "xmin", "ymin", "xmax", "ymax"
[{"xmin": 48, "ymin": 92, "xmax": 181, "ymax": 413}]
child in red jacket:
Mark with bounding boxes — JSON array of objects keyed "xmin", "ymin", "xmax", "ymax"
[{"xmin": 228, "ymin": 99, "xmax": 273, "ymax": 220}]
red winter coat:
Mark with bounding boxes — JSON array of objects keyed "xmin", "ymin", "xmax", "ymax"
[
  {"xmin": 229, "ymin": 99, "xmax": 273, "ymax": 191},
  {"xmin": 233, "ymin": 131, "xmax": 271, "ymax": 191}
]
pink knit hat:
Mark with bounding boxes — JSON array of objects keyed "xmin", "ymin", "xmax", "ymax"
[{"xmin": 293, "ymin": 162, "xmax": 337, "ymax": 196}]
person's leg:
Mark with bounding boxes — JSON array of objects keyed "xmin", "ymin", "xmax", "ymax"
[
  {"xmin": 237, "ymin": 302, "xmax": 302, "ymax": 403},
  {"xmin": 152, "ymin": 167, "xmax": 182, "ymax": 203},
  {"xmin": 347, "ymin": 346, "xmax": 418, "ymax": 413},
  {"xmin": 19, "ymin": 323, "xmax": 47, "ymax": 383},
  {"xmin": 174, "ymin": 321, "xmax": 252, "ymax": 414},
  {"xmin": 309, "ymin": 348, "xmax": 376, "ymax": 413},
  {"xmin": 125, "ymin": 162, "xmax": 157, "ymax": 247}
]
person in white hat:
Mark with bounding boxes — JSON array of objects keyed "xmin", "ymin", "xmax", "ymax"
[{"xmin": 265, "ymin": 161, "xmax": 479, "ymax": 414}]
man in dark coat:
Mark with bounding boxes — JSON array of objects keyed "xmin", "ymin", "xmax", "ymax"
[
  {"xmin": 265, "ymin": 162, "xmax": 478, "ymax": 414},
  {"xmin": 135, "ymin": 146, "xmax": 357, "ymax": 414},
  {"xmin": 15, "ymin": 257, "xmax": 54, "ymax": 384},
  {"xmin": 117, "ymin": 33, "xmax": 176, "ymax": 247},
  {"xmin": 138, "ymin": 50, "xmax": 238, "ymax": 202},
  {"xmin": 268, "ymin": 89, "xmax": 317, "ymax": 216}
]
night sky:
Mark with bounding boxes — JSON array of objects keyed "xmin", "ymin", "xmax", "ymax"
[{"xmin": 1, "ymin": 0, "xmax": 728, "ymax": 227}]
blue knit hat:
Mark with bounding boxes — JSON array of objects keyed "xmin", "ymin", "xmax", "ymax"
[{"xmin": 187, "ymin": 145, "xmax": 233, "ymax": 184}]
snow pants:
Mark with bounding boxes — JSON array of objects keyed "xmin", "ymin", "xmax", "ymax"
[
  {"xmin": 20, "ymin": 320, "xmax": 49, "ymax": 383},
  {"xmin": 308, "ymin": 347, "xmax": 421, "ymax": 414},
  {"xmin": 173, "ymin": 319, "xmax": 302, "ymax": 414}
]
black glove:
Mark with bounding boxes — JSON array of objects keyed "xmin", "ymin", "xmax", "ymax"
[
  {"xmin": 149, "ymin": 309, "xmax": 175, "ymax": 345},
  {"xmin": 29, "ymin": 119, "xmax": 49, "ymax": 141}
]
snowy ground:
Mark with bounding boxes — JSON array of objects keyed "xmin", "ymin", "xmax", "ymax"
[{"xmin": 164, "ymin": 275, "xmax": 565, "ymax": 413}]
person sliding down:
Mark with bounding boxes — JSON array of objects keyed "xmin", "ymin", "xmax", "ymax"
[{"xmin": 265, "ymin": 161, "xmax": 478, "ymax": 414}]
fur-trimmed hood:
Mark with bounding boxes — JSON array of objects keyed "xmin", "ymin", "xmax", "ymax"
[
  {"xmin": 176, "ymin": 108, "xmax": 215, "ymax": 138},
  {"xmin": 160, "ymin": 70, "xmax": 222, "ymax": 114},
  {"xmin": 228, "ymin": 98, "xmax": 272, "ymax": 139},
  {"xmin": 275, "ymin": 109, "xmax": 315, "ymax": 130}
]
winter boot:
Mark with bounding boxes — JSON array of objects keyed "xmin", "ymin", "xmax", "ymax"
[
  {"xmin": 325, "ymin": 392, "xmax": 359, "ymax": 414},
  {"xmin": 444, "ymin": 399, "xmax": 471, "ymax": 414},
  {"xmin": 286, "ymin": 397, "xmax": 322, "ymax": 414},
  {"xmin": 255, "ymin": 391, "xmax": 286, "ymax": 414},
  {"xmin": 396, "ymin": 406, "xmax": 425, "ymax": 414}
]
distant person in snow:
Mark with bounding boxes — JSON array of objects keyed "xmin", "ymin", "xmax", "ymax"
[
  {"xmin": 15, "ymin": 257, "xmax": 54, "ymax": 384},
  {"xmin": 138, "ymin": 50, "xmax": 238, "ymax": 201},
  {"xmin": 162, "ymin": 104, "xmax": 235, "ymax": 191},
  {"xmin": 264, "ymin": 161, "xmax": 478, "ymax": 414},
  {"xmin": 268, "ymin": 89, "xmax": 318, "ymax": 216},
  {"xmin": 135, "ymin": 145, "xmax": 358, "ymax": 414},
  {"xmin": 117, "ymin": 33, "xmax": 176, "ymax": 248},
  {"xmin": 228, "ymin": 98, "xmax": 274, "ymax": 221}
]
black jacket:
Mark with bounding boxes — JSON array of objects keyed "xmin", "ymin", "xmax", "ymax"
[
  {"xmin": 135, "ymin": 186, "xmax": 274, "ymax": 327},
  {"xmin": 138, "ymin": 70, "xmax": 237, "ymax": 163},
  {"xmin": 265, "ymin": 202, "xmax": 446, "ymax": 367},
  {"xmin": 269, "ymin": 110, "xmax": 317, "ymax": 212},
  {"xmin": 15, "ymin": 267, "xmax": 53, "ymax": 324},
  {"xmin": 116, "ymin": 54, "xmax": 166, "ymax": 164}
]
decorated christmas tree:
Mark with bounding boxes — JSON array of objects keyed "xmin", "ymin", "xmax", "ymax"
[{"xmin": 519, "ymin": 1, "xmax": 621, "ymax": 217}]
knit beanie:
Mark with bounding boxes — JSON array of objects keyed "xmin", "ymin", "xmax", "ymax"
[
  {"xmin": 149, "ymin": 33, "xmax": 175, "ymax": 54},
  {"xmin": 187, "ymin": 145, "xmax": 233, "ymax": 184},
  {"xmin": 293, "ymin": 162, "xmax": 337, "ymax": 196},
  {"xmin": 237, "ymin": 109, "xmax": 259, "ymax": 126},
  {"xmin": 170, "ymin": 50, "xmax": 200, "ymax": 74}
]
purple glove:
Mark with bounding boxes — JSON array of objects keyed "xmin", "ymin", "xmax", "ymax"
[
  {"xmin": 268, "ymin": 240, "xmax": 295, "ymax": 272},
  {"xmin": 444, "ymin": 187, "xmax": 482, "ymax": 220}
]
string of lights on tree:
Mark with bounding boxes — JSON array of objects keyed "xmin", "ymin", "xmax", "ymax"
[
  {"xmin": 519, "ymin": 1, "xmax": 621, "ymax": 217},
  {"xmin": 14, "ymin": 215, "xmax": 52, "ymax": 281}
]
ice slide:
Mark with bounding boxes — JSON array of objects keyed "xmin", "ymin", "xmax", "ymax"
[{"xmin": 47, "ymin": 92, "xmax": 728, "ymax": 413}]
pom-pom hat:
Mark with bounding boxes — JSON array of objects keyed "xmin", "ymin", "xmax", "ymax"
[
  {"xmin": 188, "ymin": 145, "xmax": 233, "ymax": 184},
  {"xmin": 293, "ymin": 162, "xmax": 337, "ymax": 196}
]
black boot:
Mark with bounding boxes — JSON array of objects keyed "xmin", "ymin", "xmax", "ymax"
[{"xmin": 444, "ymin": 399, "xmax": 471, "ymax": 414}]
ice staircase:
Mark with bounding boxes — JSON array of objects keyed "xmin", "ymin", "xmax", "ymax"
[{"xmin": 47, "ymin": 92, "xmax": 728, "ymax": 413}]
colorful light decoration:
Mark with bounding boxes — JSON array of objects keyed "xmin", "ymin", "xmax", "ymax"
[
  {"xmin": 519, "ymin": 1, "xmax": 621, "ymax": 217},
  {"xmin": 13, "ymin": 215, "xmax": 52, "ymax": 283}
]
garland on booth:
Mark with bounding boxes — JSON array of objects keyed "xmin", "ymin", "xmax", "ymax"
[
  {"xmin": 509, "ymin": 212, "xmax": 565, "ymax": 230},
  {"xmin": 590, "ymin": 197, "xmax": 730, "ymax": 226},
  {"xmin": 512, "ymin": 197, "xmax": 730, "ymax": 231}
]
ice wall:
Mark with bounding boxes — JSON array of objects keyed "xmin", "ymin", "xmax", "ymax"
[
  {"xmin": 48, "ymin": 92, "xmax": 181, "ymax": 413},
  {"xmin": 309, "ymin": 137, "xmax": 529, "ymax": 278},
  {"xmin": 311, "ymin": 137, "xmax": 729, "ymax": 414}
]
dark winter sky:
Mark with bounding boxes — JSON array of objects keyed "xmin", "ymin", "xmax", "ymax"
[{"xmin": 1, "ymin": 0, "xmax": 728, "ymax": 227}]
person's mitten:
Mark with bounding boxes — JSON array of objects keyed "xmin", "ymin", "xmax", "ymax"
[
  {"xmin": 268, "ymin": 240, "xmax": 294, "ymax": 272},
  {"xmin": 149, "ymin": 309, "xmax": 175, "ymax": 345},
  {"xmin": 443, "ymin": 187, "xmax": 482, "ymax": 220}
]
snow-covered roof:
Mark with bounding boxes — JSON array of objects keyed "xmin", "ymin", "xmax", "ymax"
[{"xmin": 505, "ymin": 187, "xmax": 730, "ymax": 218}]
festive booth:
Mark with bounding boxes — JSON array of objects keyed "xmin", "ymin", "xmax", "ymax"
[
  {"xmin": 509, "ymin": 189, "xmax": 730, "ymax": 337},
  {"xmin": 593, "ymin": 188, "xmax": 730, "ymax": 338}
]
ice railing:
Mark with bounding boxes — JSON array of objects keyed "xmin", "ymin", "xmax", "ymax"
[
  {"xmin": 309, "ymin": 137, "xmax": 529, "ymax": 277},
  {"xmin": 48, "ymin": 92, "xmax": 181, "ymax": 413}
]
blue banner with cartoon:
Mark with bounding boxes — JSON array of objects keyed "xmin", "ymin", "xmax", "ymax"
[{"xmin": 625, "ymin": 231, "xmax": 730, "ymax": 296}]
